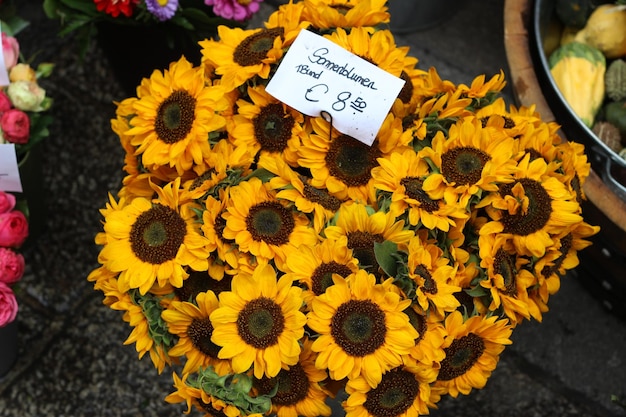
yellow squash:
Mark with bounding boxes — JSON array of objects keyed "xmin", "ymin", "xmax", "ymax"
[
  {"xmin": 549, "ymin": 41, "xmax": 606, "ymax": 127},
  {"xmin": 574, "ymin": 4, "xmax": 626, "ymax": 59}
]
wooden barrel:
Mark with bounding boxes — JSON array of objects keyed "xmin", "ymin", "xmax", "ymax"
[{"xmin": 503, "ymin": 0, "xmax": 626, "ymax": 319}]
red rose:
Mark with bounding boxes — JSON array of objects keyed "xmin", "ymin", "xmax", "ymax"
[
  {"xmin": 0, "ymin": 108, "xmax": 30, "ymax": 144},
  {"xmin": 0, "ymin": 91, "xmax": 12, "ymax": 114},
  {"xmin": 0, "ymin": 210, "xmax": 29, "ymax": 248},
  {"xmin": 0, "ymin": 247, "xmax": 25, "ymax": 285}
]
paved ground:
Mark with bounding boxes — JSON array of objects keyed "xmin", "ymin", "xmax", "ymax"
[{"xmin": 1, "ymin": 1, "xmax": 626, "ymax": 416}]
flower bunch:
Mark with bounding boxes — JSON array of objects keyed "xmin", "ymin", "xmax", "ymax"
[
  {"xmin": 0, "ymin": 15, "xmax": 54, "ymax": 159},
  {"xmin": 0, "ymin": 190, "xmax": 28, "ymax": 328},
  {"xmin": 43, "ymin": 0, "xmax": 264, "ymax": 57},
  {"xmin": 89, "ymin": 1, "xmax": 600, "ymax": 416}
]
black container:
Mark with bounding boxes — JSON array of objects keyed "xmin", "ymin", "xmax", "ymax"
[{"xmin": 530, "ymin": 0, "xmax": 626, "ymax": 200}]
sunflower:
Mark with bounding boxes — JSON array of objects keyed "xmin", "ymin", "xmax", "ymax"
[
  {"xmin": 477, "ymin": 154, "xmax": 584, "ymax": 258},
  {"xmin": 406, "ymin": 235, "xmax": 461, "ymax": 317},
  {"xmin": 457, "ymin": 70, "xmax": 507, "ymax": 99},
  {"xmin": 210, "ymin": 264, "xmax": 307, "ymax": 378},
  {"xmin": 419, "ymin": 117, "xmax": 519, "ymax": 205},
  {"xmin": 124, "ymin": 57, "xmax": 229, "ymax": 176},
  {"xmin": 221, "ymin": 177, "xmax": 319, "ymax": 268},
  {"xmin": 344, "ymin": 365, "xmax": 436, "ymax": 417},
  {"xmin": 477, "ymin": 234, "xmax": 537, "ymax": 324},
  {"xmin": 264, "ymin": 1, "xmax": 310, "ymax": 45},
  {"xmin": 162, "ymin": 290, "xmax": 233, "ymax": 375},
  {"xmin": 325, "ymin": 27, "xmax": 408, "ymax": 78},
  {"xmin": 259, "ymin": 153, "xmax": 343, "ymax": 233},
  {"xmin": 298, "ymin": 116, "xmax": 392, "ymax": 202},
  {"xmin": 100, "ymin": 179, "xmax": 211, "ymax": 295},
  {"xmin": 199, "ymin": 26, "xmax": 286, "ymax": 92},
  {"xmin": 165, "ymin": 371, "xmax": 250, "ymax": 417},
  {"xmin": 230, "ymin": 85, "xmax": 306, "ymax": 166},
  {"xmin": 372, "ymin": 148, "xmax": 468, "ymax": 231},
  {"xmin": 323, "ymin": 203, "xmax": 414, "ymax": 277},
  {"xmin": 301, "ymin": 0, "xmax": 389, "ymax": 30},
  {"xmin": 201, "ymin": 189, "xmax": 242, "ymax": 272},
  {"xmin": 254, "ymin": 338, "xmax": 332, "ymax": 417},
  {"xmin": 282, "ymin": 235, "xmax": 359, "ymax": 305},
  {"xmin": 307, "ymin": 270, "xmax": 417, "ymax": 388},
  {"xmin": 432, "ymin": 311, "xmax": 513, "ymax": 398},
  {"xmin": 402, "ymin": 305, "xmax": 446, "ymax": 382}
]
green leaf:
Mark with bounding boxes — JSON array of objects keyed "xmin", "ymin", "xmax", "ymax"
[{"xmin": 374, "ymin": 240, "xmax": 399, "ymax": 278}]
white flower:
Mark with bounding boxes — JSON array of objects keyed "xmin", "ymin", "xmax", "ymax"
[{"xmin": 7, "ymin": 80, "xmax": 47, "ymax": 112}]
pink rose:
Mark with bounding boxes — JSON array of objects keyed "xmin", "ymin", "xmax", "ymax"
[
  {"xmin": 0, "ymin": 191, "xmax": 16, "ymax": 214},
  {"xmin": 1, "ymin": 33, "xmax": 19, "ymax": 71},
  {"xmin": 0, "ymin": 91, "xmax": 12, "ymax": 114},
  {"xmin": 0, "ymin": 281, "xmax": 18, "ymax": 327},
  {"xmin": 0, "ymin": 108, "xmax": 30, "ymax": 144},
  {"xmin": 0, "ymin": 247, "xmax": 24, "ymax": 284},
  {"xmin": 0, "ymin": 210, "xmax": 28, "ymax": 248}
]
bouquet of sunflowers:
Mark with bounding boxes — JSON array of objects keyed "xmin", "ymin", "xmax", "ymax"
[{"xmin": 88, "ymin": 0, "xmax": 600, "ymax": 416}]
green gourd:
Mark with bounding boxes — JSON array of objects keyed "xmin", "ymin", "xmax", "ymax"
[
  {"xmin": 604, "ymin": 100, "xmax": 626, "ymax": 139},
  {"xmin": 605, "ymin": 59, "xmax": 626, "ymax": 102},
  {"xmin": 549, "ymin": 41, "xmax": 606, "ymax": 127}
]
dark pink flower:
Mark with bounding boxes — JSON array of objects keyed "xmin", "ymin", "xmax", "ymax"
[
  {"xmin": 0, "ymin": 90, "xmax": 12, "ymax": 114},
  {"xmin": 0, "ymin": 282, "xmax": 18, "ymax": 327},
  {"xmin": 0, "ymin": 210, "xmax": 28, "ymax": 248},
  {"xmin": 0, "ymin": 247, "xmax": 24, "ymax": 284},
  {"xmin": 205, "ymin": 0, "xmax": 262, "ymax": 22},
  {"xmin": 0, "ymin": 191, "xmax": 16, "ymax": 214},
  {"xmin": 0, "ymin": 108, "xmax": 30, "ymax": 144}
]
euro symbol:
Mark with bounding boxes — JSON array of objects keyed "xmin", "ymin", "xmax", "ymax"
[{"xmin": 305, "ymin": 84, "xmax": 329, "ymax": 102}]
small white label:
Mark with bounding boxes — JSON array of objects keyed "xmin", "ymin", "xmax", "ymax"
[
  {"xmin": 0, "ymin": 144, "xmax": 23, "ymax": 192},
  {"xmin": 0, "ymin": 22, "xmax": 10, "ymax": 87},
  {"xmin": 266, "ymin": 29, "xmax": 405, "ymax": 146}
]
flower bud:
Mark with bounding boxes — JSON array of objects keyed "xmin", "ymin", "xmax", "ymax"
[
  {"xmin": 1, "ymin": 33, "xmax": 19, "ymax": 71},
  {"xmin": 9, "ymin": 63, "xmax": 36, "ymax": 82},
  {"xmin": 7, "ymin": 80, "xmax": 47, "ymax": 112}
]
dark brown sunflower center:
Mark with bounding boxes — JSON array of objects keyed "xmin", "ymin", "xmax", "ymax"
[
  {"xmin": 347, "ymin": 231, "xmax": 383, "ymax": 273},
  {"xmin": 494, "ymin": 248, "xmax": 516, "ymax": 295},
  {"xmin": 541, "ymin": 233, "xmax": 573, "ymax": 279},
  {"xmin": 499, "ymin": 178, "xmax": 552, "ymax": 236},
  {"xmin": 188, "ymin": 317, "xmax": 222, "ymax": 359},
  {"xmin": 397, "ymin": 71, "xmax": 413, "ymax": 104},
  {"xmin": 414, "ymin": 264, "xmax": 437, "ymax": 295},
  {"xmin": 233, "ymin": 28, "xmax": 284, "ymax": 67},
  {"xmin": 441, "ymin": 146, "xmax": 491, "ymax": 186},
  {"xmin": 199, "ymin": 401, "xmax": 228, "ymax": 417},
  {"xmin": 190, "ymin": 169, "xmax": 216, "ymax": 191},
  {"xmin": 130, "ymin": 204, "xmax": 187, "ymax": 265},
  {"xmin": 238, "ymin": 297, "xmax": 285, "ymax": 348},
  {"xmin": 437, "ymin": 333, "xmax": 485, "ymax": 381},
  {"xmin": 253, "ymin": 103, "xmax": 294, "ymax": 153},
  {"xmin": 400, "ymin": 177, "xmax": 438, "ymax": 212},
  {"xmin": 403, "ymin": 307, "xmax": 426, "ymax": 344},
  {"xmin": 331, "ymin": 299, "xmax": 387, "ymax": 357},
  {"xmin": 331, "ymin": 4, "xmax": 352, "ymax": 14},
  {"xmin": 303, "ymin": 182, "xmax": 342, "ymax": 212},
  {"xmin": 214, "ymin": 211, "xmax": 234, "ymax": 244},
  {"xmin": 246, "ymin": 201, "xmax": 294, "ymax": 246},
  {"xmin": 524, "ymin": 147, "xmax": 544, "ymax": 162},
  {"xmin": 255, "ymin": 363, "xmax": 309, "ymax": 406},
  {"xmin": 175, "ymin": 271, "xmax": 233, "ymax": 302},
  {"xmin": 155, "ymin": 90, "xmax": 196, "ymax": 144},
  {"xmin": 311, "ymin": 261, "xmax": 353, "ymax": 295},
  {"xmin": 364, "ymin": 368, "xmax": 419, "ymax": 417},
  {"xmin": 326, "ymin": 134, "xmax": 381, "ymax": 187}
]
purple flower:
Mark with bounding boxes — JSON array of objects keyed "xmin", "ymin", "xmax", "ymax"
[
  {"xmin": 145, "ymin": 0, "xmax": 179, "ymax": 21},
  {"xmin": 205, "ymin": 0, "xmax": 263, "ymax": 22}
]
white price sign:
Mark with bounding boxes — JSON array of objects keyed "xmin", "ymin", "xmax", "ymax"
[
  {"xmin": 266, "ymin": 29, "xmax": 405, "ymax": 146},
  {"xmin": 0, "ymin": 144, "xmax": 23, "ymax": 192}
]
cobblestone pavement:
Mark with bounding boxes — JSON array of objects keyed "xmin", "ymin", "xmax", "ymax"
[{"xmin": 1, "ymin": 1, "xmax": 625, "ymax": 416}]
